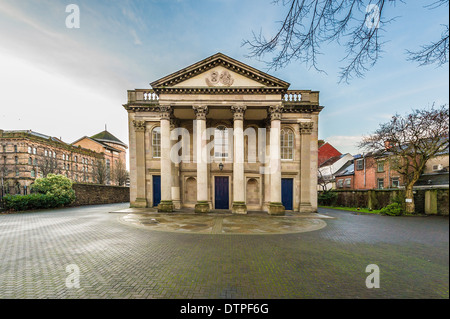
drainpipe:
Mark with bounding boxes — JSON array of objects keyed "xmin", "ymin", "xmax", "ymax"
[{"xmin": 363, "ymin": 153, "xmax": 366, "ymax": 188}]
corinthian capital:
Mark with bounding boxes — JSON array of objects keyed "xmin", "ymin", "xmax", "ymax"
[
  {"xmin": 299, "ymin": 121, "xmax": 314, "ymax": 135},
  {"xmin": 159, "ymin": 105, "xmax": 173, "ymax": 121},
  {"xmin": 268, "ymin": 105, "xmax": 283, "ymax": 121},
  {"xmin": 193, "ymin": 105, "xmax": 208, "ymax": 120},
  {"xmin": 231, "ymin": 104, "xmax": 247, "ymax": 121},
  {"xmin": 133, "ymin": 120, "xmax": 146, "ymax": 132}
]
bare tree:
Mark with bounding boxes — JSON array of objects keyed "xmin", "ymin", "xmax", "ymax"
[
  {"xmin": 359, "ymin": 104, "xmax": 449, "ymax": 214},
  {"xmin": 111, "ymin": 159, "xmax": 129, "ymax": 186},
  {"xmin": 317, "ymin": 168, "xmax": 331, "ymax": 191},
  {"xmin": 38, "ymin": 157, "xmax": 60, "ymax": 178},
  {"xmin": 94, "ymin": 159, "xmax": 107, "ymax": 185},
  {"xmin": 243, "ymin": 0, "xmax": 449, "ymax": 82},
  {"xmin": 0, "ymin": 158, "xmax": 11, "ymax": 197}
]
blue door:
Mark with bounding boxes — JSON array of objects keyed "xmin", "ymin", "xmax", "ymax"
[
  {"xmin": 282, "ymin": 178, "xmax": 293, "ymax": 210},
  {"xmin": 153, "ymin": 175, "xmax": 161, "ymax": 207},
  {"xmin": 215, "ymin": 176, "xmax": 229, "ymax": 209}
]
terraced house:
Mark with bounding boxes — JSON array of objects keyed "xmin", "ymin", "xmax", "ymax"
[{"xmin": 124, "ymin": 53, "xmax": 324, "ymax": 215}]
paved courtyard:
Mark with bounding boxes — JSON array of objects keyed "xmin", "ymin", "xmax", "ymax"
[{"xmin": 0, "ymin": 203, "xmax": 448, "ymax": 299}]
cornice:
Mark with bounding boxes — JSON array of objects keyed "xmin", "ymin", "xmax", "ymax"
[
  {"xmin": 153, "ymin": 87, "xmax": 287, "ymax": 95},
  {"xmin": 124, "ymin": 103, "xmax": 324, "ymax": 114}
]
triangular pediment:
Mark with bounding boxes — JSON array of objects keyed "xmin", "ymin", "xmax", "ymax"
[{"xmin": 150, "ymin": 53, "xmax": 290, "ymax": 90}]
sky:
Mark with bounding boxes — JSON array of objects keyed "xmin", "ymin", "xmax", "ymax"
[{"xmin": 0, "ymin": 0, "xmax": 448, "ymax": 159}]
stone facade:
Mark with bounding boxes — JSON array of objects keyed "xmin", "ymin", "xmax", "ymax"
[
  {"xmin": 0, "ymin": 130, "xmax": 102, "ymax": 195},
  {"xmin": 0, "ymin": 129, "xmax": 128, "ymax": 195},
  {"xmin": 123, "ymin": 53, "xmax": 324, "ymax": 214}
]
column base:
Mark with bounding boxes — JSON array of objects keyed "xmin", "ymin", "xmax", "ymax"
[
  {"xmin": 299, "ymin": 203, "xmax": 314, "ymax": 213},
  {"xmin": 157, "ymin": 200, "xmax": 174, "ymax": 212},
  {"xmin": 131, "ymin": 198, "xmax": 147, "ymax": 208},
  {"xmin": 232, "ymin": 202, "xmax": 247, "ymax": 215},
  {"xmin": 173, "ymin": 200, "xmax": 181, "ymax": 210},
  {"xmin": 195, "ymin": 201, "xmax": 210, "ymax": 214},
  {"xmin": 268, "ymin": 202, "xmax": 285, "ymax": 216}
]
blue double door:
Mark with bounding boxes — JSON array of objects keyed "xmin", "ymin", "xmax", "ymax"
[
  {"xmin": 153, "ymin": 175, "xmax": 161, "ymax": 207},
  {"xmin": 281, "ymin": 178, "xmax": 293, "ymax": 211},
  {"xmin": 215, "ymin": 176, "xmax": 229, "ymax": 209}
]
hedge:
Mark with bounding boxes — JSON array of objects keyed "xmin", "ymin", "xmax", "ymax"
[{"xmin": 1, "ymin": 194, "xmax": 61, "ymax": 211}]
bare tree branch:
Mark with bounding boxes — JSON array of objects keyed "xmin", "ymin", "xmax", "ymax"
[
  {"xmin": 407, "ymin": 25, "xmax": 449, "ymax": 67},
  {"xmin": 244, "ymin": 0, "xmax": 448, "ymax": 82}
]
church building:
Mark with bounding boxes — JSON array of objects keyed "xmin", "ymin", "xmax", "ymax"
[{"xmin": 123, "ymin": 53, "xmax": 323, "ymax": 215}]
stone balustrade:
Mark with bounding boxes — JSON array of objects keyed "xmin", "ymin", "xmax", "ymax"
[{"xmin": 127, "ymin": 89, "xmax": 319, "ymax": 106}]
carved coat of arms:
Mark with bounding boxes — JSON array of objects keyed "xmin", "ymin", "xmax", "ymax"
[{"xmin": 206, "ymin": 70, "xmax": 234, "ymax": 87}]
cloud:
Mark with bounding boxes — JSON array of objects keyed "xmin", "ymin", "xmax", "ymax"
[
  {"xmin": 130, "ymin": 29, "xmax": 143, "ymax": 45},
  {"xmin": 0, "ymin": 1, "xmax": 136, "ymax": 98}
]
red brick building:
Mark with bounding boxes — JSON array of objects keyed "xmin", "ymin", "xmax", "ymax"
[
  {"xmin": 318, "ymin": 142, "xmax": 342, "ymax": 166},
  {"xmin": 72, "ymin": 130, "xmax": 128, "ymax": 186},
  {"xmin": 352, "ymin": 154, "xmax": 403, "ymax": 190}
]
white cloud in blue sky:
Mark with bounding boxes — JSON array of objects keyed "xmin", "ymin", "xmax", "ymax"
[{"xmin": 0, "ymin": 0, "xmax": 448, "ymax": 156}]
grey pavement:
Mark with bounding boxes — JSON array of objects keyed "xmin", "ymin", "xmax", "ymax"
[{"xmin": 0, "ymin": 204, "xmax": 448, "ymax": 299}]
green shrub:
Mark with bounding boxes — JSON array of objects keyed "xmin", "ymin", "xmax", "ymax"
[
  {"xmin": 1, "ymin": 174, "xmax": 75, "ymax": 212},
  {"xmin": 2, "ymin": 193, "xmax": 54, "ymax": 211},
  {"xmin": 32, "ymin": 174, "xmax": 75, "ymax": 206},
  {"xmin": 318, "ymin": 191, "xmax": 338, "ymax": 206},
  {"xmin": 380, "ymin": 202, "xmax": 404, "ymax": 216}
]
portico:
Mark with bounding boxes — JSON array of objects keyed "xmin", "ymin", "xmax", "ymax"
[{"xmin": 124, "ymin": 53, "xmax": 323, "ymax": 215}]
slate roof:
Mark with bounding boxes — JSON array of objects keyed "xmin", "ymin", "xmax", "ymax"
[
  {"xmin": 415, "ymin": 172, "xmax": 449, "ymax": 187},
  {"xmin": 335, "ymin": 160, "xmax": 355, "ymax": 177},
  {"xmin": 90, "ymin": 130, "xmax": 127, "ymax": 148},
  {"xmin": 5, "ymin": 130, "xmax": 68, "ymax": 144}
]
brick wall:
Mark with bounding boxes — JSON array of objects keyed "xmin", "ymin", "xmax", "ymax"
[{"xmin": 72, "ymin": 183, "xmax": 130, "ymax": 206}]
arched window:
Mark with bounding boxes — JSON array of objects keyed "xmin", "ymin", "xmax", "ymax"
[
  {"xmin": 152, "ymin": 127, "xmax": 161, "ymax": 158},
  {"xmin": 281, "ymin": 128, "xmax": 294, "ymax": 160},
  {"xmin": 214, "ymin": 125, "xmax": 229, "ymax": 159}
]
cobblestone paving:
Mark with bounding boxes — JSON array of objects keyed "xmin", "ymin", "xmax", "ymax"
[{"xmin": 0, "ymin": 204, "xmax": 448, "ymax": 299}]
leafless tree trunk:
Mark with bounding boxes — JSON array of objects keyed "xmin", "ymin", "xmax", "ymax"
[
  {"xmin": 38, "ymin": 157, "xmax": 60, "ymax": 178},
  {"xmin": 317, "ymin": 169, "xmax": 330, "ymax": 191},
  {"xmin": 94, "ymin": 159, "xmax": 107, "ymax": 185},
  {"xmin": 111, "ymin": 159, "xmax": 128, "ymax": 186}
]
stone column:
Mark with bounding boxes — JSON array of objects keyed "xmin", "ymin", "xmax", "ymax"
[
  {"xmin": 193, "ymin": 105, "xmax": 210, "ymax": 213},
  {"xmin": 231, "ymin": 104, "xmax": 247, "ymax": 214},
  {"xmin": 132, "ymin": 120, "xmax": 147, "ymax": 208},
  {"xmin": 268, "ymin": 105, "xmax": 285, "ymax": 215},
  {"xmin": 299, "ymin": 121, "xmax": 314, "ymax": 213},
  {"xmin": 170, "ymin": 118, "xmax": 181, "ymax": 209},
  {"xmin": 263, "ymin": 119, "xmax": 271, "ymax": 212},
  {"xmin": 158, "ymin": 106, "xmax": 174, "ymax": 212}
]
